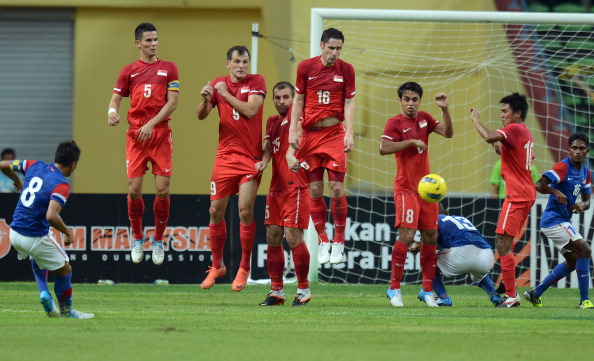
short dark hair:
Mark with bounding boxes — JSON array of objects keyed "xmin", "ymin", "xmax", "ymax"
[
  {"xmin": 568, "ymin": 133, "xmax": 590, "ymax": 148},
  {"xmin": 273, "ymin": 81, "xmax": 295, "ymax": 97},
  {"xmin": 135, "ymin": 22, "xmax": 157, "ymax": 41},
  {"xmin": 54, "ymin": 140, "xmax": 81, "ymax": 166},
  {"xmin": 500, "ymin": 92, "xmax": 529, "ymax": 121},
  {"xmin": 226, "ymin": 46, "xmax": 250, "ymax": 61},
  {"xmin": 1, "ymin": 148, "xmax": 15, "ymax": 159},
  {"xmin": 397, "ymin": 82, "xmax": 423, "ymax": 99},
  {"xmin": 321, "ymin": 28, "xmax": 344, "ymax": 43}
]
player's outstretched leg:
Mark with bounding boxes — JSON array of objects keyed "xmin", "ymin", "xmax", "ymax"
[
  {"xmin": 128, "ymin": 196, "xmax": 145, "ymax": 264},
  {"xmin": 152, "ymin": 195, "xmax": 169, "ymax": 265},
  {"xmin": 55, "ymin": 273, "xmax": 94, "ymax": 319},
  {"xmin": 40, "ymin": 291, "xmax": 60, "ymax": 318}
]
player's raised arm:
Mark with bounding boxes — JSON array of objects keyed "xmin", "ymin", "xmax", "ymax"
[
  {"xmin": 470, "ymin": 108, "xmax": 503, "ymax": 143},
  {"xmin": 216, "ymin": 82, "xmax": 264, "ymax": 119},
  {"xmin": 433, "ymin": 92, "xmax": 453, "ymax": 138},
  {"xmin": 197, "ymin": 81, "xmax": 214, "ymax": 120},
  {"xmin": 0, "ymin": 160, "xmax": 23, "ymax": 190}
]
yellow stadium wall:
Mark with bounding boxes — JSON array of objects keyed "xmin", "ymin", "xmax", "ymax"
[{"xmin": 0, "ymin": 0, "xmax": 555, "ymax": 195}]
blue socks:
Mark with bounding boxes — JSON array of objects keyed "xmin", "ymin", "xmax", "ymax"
[
  {"xmin": 31, "ymin": 258, "xmax": 49, "ymax": 294},
  {"xmin": 476, "ymin": 275, "xmax": 497, "ymax": 297},
  {"xmin": 575, "ymin": 258, "xmax": 590, "ymax": 302},
  {"xmin": 432, "ymin": 269, "xmax": 448, "ymax": 299},
  {"xmin": 535, "ymin": 263, "xmax": 570, "ymax": 297},
  {"xmin": 54, "ymin": 273, "xmax": 73, "ymax": 309}
]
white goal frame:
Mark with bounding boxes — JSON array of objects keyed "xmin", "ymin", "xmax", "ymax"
[{"xmin": 307, "ymin": 8, "xmax": 594, "ymax": 286}]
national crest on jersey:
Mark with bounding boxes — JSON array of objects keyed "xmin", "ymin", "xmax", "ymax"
[
  {"xmin": 540, "ymin": 157, "xmax": 592, "ymax": 228},
  {"xmin": 9, "ymin": 160, "xmax": 71, "ymax": 237},
  {"xmin": 113, "ymin": 59, "xmax": 180, "ymax": 129}
]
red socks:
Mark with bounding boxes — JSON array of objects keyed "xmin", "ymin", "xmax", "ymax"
[
  {"xmin": 420, "ymin": 244, "xmax": 437, "ymax": 292},
  {"xmin": 331, "ymin": 196, "xmax": 347, "ymax": 244},
  {"xmin": 310, "ymin": 196, "xmax": 329, "ymax": 243},
  {"xmin": 390, "ymin": 241, "xmax": 409, "ymax": 289},
  {"xmin": 208, "ymin": 220, "xmax": 227, "ymax": 269},
  {"xmin": 266, "ymin": 245, "xmax": 284, "ymax": 291},
  {"xmin": 239, "ymin": 222, "xmax": 256, "ymax": 271},
  {"xmin": 153, "ymin": 196, "xmax": 170, "ymax": 242},
  {"xmin": 500, "ymin": 254, "xmax": 517, "ymax": 297},
  {"xmin": 291, "ymin": 242, "xmax": 310, "ymax": 289},
  {"xmin": 127, "ymin": 196, "xmax": 144, "ymax": 241}
]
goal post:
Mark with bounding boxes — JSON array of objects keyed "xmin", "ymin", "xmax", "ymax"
[{"xmin": 306, "ymin": 8, "xmax": 594, "ymax": 288}]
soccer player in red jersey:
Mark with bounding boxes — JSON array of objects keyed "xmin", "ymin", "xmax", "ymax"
[
  {"xmin": 258, "ymin": 82, "xmax": 311, "ymax": 307},
  {"xmin": 470, "ymin": 92, "xmax": 536, "ymax": 308},
  {"xmin": 380, "ymin": 82, "xmax": 453, "ymax": 307},
  {"xmin": 197, "ymin": 46, "xmax": 266, "ymax": 292},
  {"xmin": 287, "ymin": 28, "xmax": 355, "ymax": 266},
  {"xmin": 107, "ymin": 23, "xmax": 179, "ymax": 266}
]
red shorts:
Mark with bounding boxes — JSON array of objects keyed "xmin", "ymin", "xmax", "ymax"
[
  {"xmin": 126, "ymin": 126, "xmax": 172, "ymax": 179},
  {"xmin": 394, "ymin": 193, "xmax": 438, "ymax": 230},
  {"xmin": 210, "ymin": 153, "xmax": 261, "ymax": 200},
  {"xmin": 496, "ymin": 199, "xmax": 534, "ymax": 236},
  {"xmin": 296, "ymin": 122, "xmax": 347, "ymax": 174},
  {"xmin": 264, "ymin": 187, "xmax": 310, "ymax": 229}
]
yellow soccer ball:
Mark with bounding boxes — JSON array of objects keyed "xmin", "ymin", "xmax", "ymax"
[{"xmin": 417, "ymin": 174, "xmax": 447, "ymax": 203}]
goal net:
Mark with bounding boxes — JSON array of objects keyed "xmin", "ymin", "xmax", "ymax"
[{"xmin": 305, "ymin": 9, "xmax": 594, "ymax": 288}]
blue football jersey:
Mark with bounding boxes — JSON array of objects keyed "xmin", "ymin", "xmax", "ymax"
[
  {"xmin": 9, "ymin": 160, "xmax": 70, "ymax": 237},
  {"xmin": 540, "ymin": 157, "xmax": 592, "ymax": 228},
  {"xmin": 437, "ymin": 214, "xmax": 492, "ymax": 249}
]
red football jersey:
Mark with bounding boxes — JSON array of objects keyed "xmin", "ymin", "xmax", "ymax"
[
  {"xmin": 381, "ymin": 112, "xmax": 440, "ymax": 194},
  {"xmin": 113, "ymin": 59, "xmax": 180, "ymax": 129},
  {"xmin": 210, "ymin": 74, "xmax": 266, "ymax": 160},
  {"xmin": 264, "ymin": 108, "xmax": 308, "ymax": 191},
  {"xmin": 295, "ymin": 56, "xmax": 356, "ymax": 129},
  {"xmin": 496, "ymin": 123, "xmax": 536, "ymax": 201}
]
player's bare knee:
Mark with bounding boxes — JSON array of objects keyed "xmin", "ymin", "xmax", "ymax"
[
  {"xmin": 54, "ymin": 262, "xmax": 72, "ymax": 277},
  {"xmin": 238, "ymin": 207, "xmax": 254, "ymax": 224}
]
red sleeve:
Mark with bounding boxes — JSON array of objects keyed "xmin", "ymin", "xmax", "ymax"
[
  {"xmin": 113, "ymin": 64, "xmax": 131, "ymax": 97},
  {"xmin": 547, "ymin": 161, "xmax": 568, "ymax": 184},
  {"xmin": 497, "ymin": 123, "xmax": 518, "ymax": 149},
  {"xmin": 295, "ymin": 60, "xmax": 308, "ymax": 94},
  {"xmin": 264, "ymin": 116, "xmax": 274, "ymax": 142},
  {"xmin": 249, "ymin": 74, "xmax": 267, "ymax": 98},
  {"xmin": 425, "ymin": 112, "xmax": 439, "ymax": 133},
  {"xmin": 381, "ymin": 116, "xmax": 401, "ymax": 142},
  {"xmin": 344, "ymin": 62, "xmax": 356, "ymax": 99},
  {"xmin": 51, "ymin": 183, "xmax": 71, "ymax": 206},
  {"xmin": 209, "ymin": 77, "xmax": 221, "ymax": 107}
]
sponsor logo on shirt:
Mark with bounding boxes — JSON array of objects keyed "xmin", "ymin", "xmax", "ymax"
[
  {"xmin": 241, "ymin": 87, "xmax": 250, "ymax": 94},
  {"xmin": 308, "ymin": 76, "xmax": 318, "ymax": 80},
  {"xmin": 403, "ymin": 128, "xmax": 411, "ymax": 133},
  {"xmin": 158, "ymin": 70, "xmax": 168, "ymax": 76},
  {"xmin": 420, "ymin": 120, "xmax": 427, "ymax": 128},
  {"xmin": 131, "ymin": 73, "xmax": 140, "ymax": 78},
  {"xmin": 333, "ymin": 75, "xmax": 344, "ymax": 82}
]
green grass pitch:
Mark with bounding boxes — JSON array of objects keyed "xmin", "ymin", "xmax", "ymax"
[{"xmin": 1, "ymin": 282, "xmax": 593, "ymax": 361}]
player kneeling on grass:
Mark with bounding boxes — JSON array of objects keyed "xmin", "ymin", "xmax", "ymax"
[
  {"xmin": 524, "ymin": 133, "xmax": 592, "ymax": 309},
  {"xmin": 259, "ymin": 82, "xmax": 311, "ymax": 306},
  {"xmin": 0, "ymin": 141, "xmax": 94, "ymax": 319},
  {"xmin": 411, "ymin": 202, "xmax": 502, "ymax": 307}
]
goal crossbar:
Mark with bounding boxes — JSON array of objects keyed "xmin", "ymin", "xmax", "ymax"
[{"xmin": 310, "ymin": 8, "xmax": 594, "ymax": 56}]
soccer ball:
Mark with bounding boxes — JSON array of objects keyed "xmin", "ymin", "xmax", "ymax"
[{"xmin": 417, "ymin": 174, "xmax": 447, "ymax": 203}]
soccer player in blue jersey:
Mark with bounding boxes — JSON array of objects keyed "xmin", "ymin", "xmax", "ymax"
[
  {"xmin": 412, "ymin": 203, "xmax": 502, "ymax": 307},
  {"xmin": 0, "ymin": 141, "xmax": 94, "ymax": 319},
  {"xmin": 524, "ymin": 133, "xmax": 592, "ymax": 309}
]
